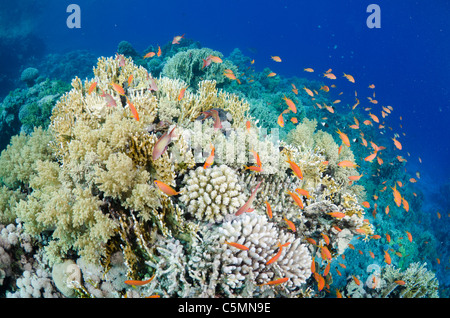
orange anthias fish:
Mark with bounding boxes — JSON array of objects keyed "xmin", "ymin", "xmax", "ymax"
[
  {"xmin": 224, "ymin": 240, "xmax": 249, "ymax": 251},
  {"xmin": 336, "ymin": 129, "xmax": 350, "ymax": 147},
  {"xmin": 348, "ymin": 174, "xmax": 363, "ymax": 181},
  {"xmin": 406, "ymin": 231, "xmax": 413, "ymax": 242},
  {"xmin": 323, "ymin": 72, "xmax": 337, "ymax": 80},
  {"xmin": 265, "ymin": 201, "xmax": 273, "ymax": 219},
  {"xmin": 328, "ymin": 212, "xmax": 346, "ymax": 218},
  {"xmin": 172, "ymin": 34, "xmax": 185, "ymax": 44},
  {"xmin": 384, "ymin": 250, "xmax": 392, "ymax": 265},
  {"xmin": 337, "ymin": 160, "xmax": 358, "ymax": 168},
  {"xmin": 143, "ymin": 51, "xmax": 156, "ymax": 59},
  {"xmin": 402, "ymin": 197, "xmax": 410, "ymax": 212},
  {"xmin": 88, "ymin": 81, "xmax": 97, "ymax": 95},
  {"xmin": 110, "ymin": 82, "xmax": 125, "ymax": 95},
  {"xmin": 282, "ymin": 95, "xmax": 297, "ymax": 113},
  {"xmin": 178, "ymin": 86, "xmax": 189, "ymax": 101},
  {"xmin": 259, "ymin": 277, "xmax": 289, "ymax": 286},
  {"xmin": 391, "ymin": 185, "xmax": 402, "ymax": 207},
  {"xmin": 288, "ymin": 191, "xmax": 304, "ymax": 209},
  {"xmin": 154, "ymin": 180, "xmax": 179, "ymax": 196},
  {"xmin": 267, "ymin": 72, "xmax": 277, "ymax": 77},
  {"xmin": 152, "ymin": 126, "xmax": 177, "ymax": 160},
  {"xmin": 271, "ymin": 56, "xmax": 282, "ymax": 62},
  {"xmin": 295, "ymin": 188, "xmax": 311, "ymax": 198},
  {"xmin": 284, "ymin": 217, "xmax": 296, "ymax": 232},
  {"xmin": 364, "ymin": 152, "xmax": 378, "ymax": 162},
  {"xmin": 208, "ymin": 55, "xmax": 223, "ymax": 64},
  {"xmin": 303, "ymin": 87, "xmax": 314, "ymax": 97},
  {"xmin": 203, "ymin": 144, "xmax": 215, "ymax": 169},
  {"xmin": 235, "ymin": 181, "xmax": 263, "ymax": 216},
  {"xmin": 124, "ymin": 274, "xmax": 155, "ymax": 286},
  {"xmin": 266, "ymin": 242, "xmax": 290, "ymax": 265},
  {"xmin": 286, "ymin": 156, "xmax": 303, "ymax": 179},
  {"xmin": 392, "ymin": 137, "xmax": 402, "ymax": 150},
  {"xmin": 304, "ymin": 68, "xmax": 314, "ymax": 72},
  {"xmin": 277, "ymin": 113, "xmax": 285, "ymax": 127},
  {"xmin": 343, "ymin": 73, "xmax": 355, "ymax": 83},
  {"xmin": 126, "ymin": 97, "xmax": 139, "ymax": 121},
  {"xmin": 157, "ymin": 46, "xmax": 162, "ymax": 57}
]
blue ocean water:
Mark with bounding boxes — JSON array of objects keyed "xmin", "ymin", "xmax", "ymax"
[{"xmin": 0, "ymin": 0, "xmax": 449, "ymax": 297}]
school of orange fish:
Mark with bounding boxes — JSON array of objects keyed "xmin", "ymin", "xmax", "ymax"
[{"xmin": 117, "ymin": 35, "xmax": 446, "ymax": 297}]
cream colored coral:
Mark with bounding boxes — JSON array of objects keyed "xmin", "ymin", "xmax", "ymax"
[
  {"xmin": 215, "ymin": 213, "xmax": 311, "ymax": 290},
  {"xmin": 179, "ymin": 165, "xmax": 246, "ymax": 223}
]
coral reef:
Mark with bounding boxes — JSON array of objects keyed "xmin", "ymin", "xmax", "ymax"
[{"xmin": 1, "ymin": 46, "xmax": 423, "ymax": 299}]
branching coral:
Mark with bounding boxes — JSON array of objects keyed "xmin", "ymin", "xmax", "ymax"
[{"xmin": 179, "ymin": 165, "xmax": 246, "ymax": 223}]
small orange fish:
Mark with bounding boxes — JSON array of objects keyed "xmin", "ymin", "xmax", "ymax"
[
  {"xmin": 127, "ymin": 74, "xmax": 134, "ymax": 86},
  {"xmin": 288, "ymin": 191, "xmax": 304, "ymax": 209},
  {"xmin": 311, "ymin": 257, "xmax": 316, "ymax": 273},
  {"xmin": 392, "ymin": 137, "xmax": 402, "ymax": 150},
  {"xmin": 126, "ymin": 97, "xmax": 139, "ymax": 121},
  {"xmin": 235, "ymin": 181, "xmax": 262, "ymax": 216},
  {"xmin": 304, "ymin": 68, "xmax": 314, "ymax": 72},
  {"xmin": 328, "ymin": 212, "xmax": 346, "ymax": 218},
  {"xmin": 282, "ymin": 95, "xmax": 297, "ymax": 113},
  {"xmin": 353, "ymin": 275, "xmax": 360, "ymax": 286},
  {"xmin": 406, "ymin": 231, "xmax": 412, "ymax": 242},
  {"xmin": 402, "ymin": 197, "xmax": 409, "ymax": 212},
  {"xmin": 303, "ymin": 87, "xmax": 314, "ymax": 97},
  {"xmin": 337, "ymin": 160, "xmax": 358, "ymax": 168},
  {"xmin": 260, "ymin": 277, "xmax": 289, "ymax": 286},
  {"xmin": 321, "ymin": 246, "xmax": 332, "ymax": 261},
  {"xmin": 224, "ymin": 240, "xmax": 249, "ymax": 250},
  {"xmin": 343, "ymin": 73, "xmax": 355, "ymax": 83},
  {"xmin": 369, "ymin": 84, "xmax": 375, "ymax": 89},
  {"xmin": 317, "ymin": 274, "xmax": 325, "ymax": 291},
  {"xmin": 178, "ymin": 86, "xmax": 189, "ymax": 101},
  {"xmin": 386, "ymin": 233, "xmax": 391, "ymax": 243},
  {"xmin": 364, "ymin": 152, "xmax": 377, "ymax": 162},
  {"xmin": 321, "ymin": 233, "xmax": 330, "ymax": 245},
  {"xmin": 291, "ymin": 117, "xmax": 298, "ymax": 124},
  {"xmin": 271, "ymin": 56, "xmax": 282, "ymax": 62},
  {"xmin": 267, "ymin": 72, "xmax": 277, "ymax": 77},
  {"xmin": 110, "ymin": 82, "xmax": 125, "ymax": 95},
  {"xmin": 394, "ymin": 280, "xmax": 406, "ymax": 286},
  {"xmin": 154, "ymin": 180, "xmax": 179, "ymax": 196},
  {"xmin": 152, "ymin": 126, "xmax": 177, "ymax": 160},
  {"xmin": 295, "ymin": 188, "xmax": 311, "ymax": 198},
  {"xmin": 284, "ymin": 217, "xmax": 296, "ymax": 232},
  {"xmin": 203, "ymin": 144, "xmax": 215, "ymax": 169},
  {"xmin": 172, "ymin": 34, "xmax": 185, "ymax": 44},
  {"xmin": 323, "ymin": 73, "xmax": 336, "ymax": 80},
  {"xmin": 362, "ymin": 201, "xmax": 370, "ymax": 208},
  {"xmin": 157, "ymin": 46, "xmax": 162, "ymax": 57},
  {"xmin": 320, "ymin": 85, "xmax": 330, "ymax": 92},
  {"xmin": 265, "ymin": 201, "xmax": 273, "ymax": 219},
  {"xmin": 143, "ymin": 51, "xmax": 156, "ymax": 59},
  {"xmin": 266, "ymin": 242, "xmax": 290, "ymax": 265},
  {"xmin": 384, "ymin": 250, "xmax": 391, "ymax": 265},
  {"xmin": 88, "ymin": 81, "xmax": 97, "ymax": 95},
  {"xmin": 124, "ymin": 274, "xmax": 155, "ymax": 286},
  {"xmin": 286, "ymin": 156, "xmax": 303, "ymax": 179},
  {"xmin": 336, "ymin": 129, "xmax": 350, "ymax": 147},
  {"xmin": 348, "ymin": 174, "xmax": 363, "ymax": 181},
  {"xmin": 391, "ymin": 185, "xmax": 402, "ymax": 207},
  {"xmin": 208, "ymin": 55, "xmax": 223, "ymax": 63},
  {"xmin": 371, "ymin": 235, "xmax": 381, "ymax": 239},
  {"xmin": 277, "ymin": 113, "xmax": 284, "ymax": 127},
  {"xmin": 369, "ymin": 251, "xmax": 375, "ymax": 259}
]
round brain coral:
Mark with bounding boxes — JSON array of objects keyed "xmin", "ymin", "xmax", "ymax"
[{"xmin": 179, "ymin": 165, "xmax": 246, "ymax": 223}]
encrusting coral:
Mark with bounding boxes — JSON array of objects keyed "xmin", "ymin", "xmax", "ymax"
[{"xmin": 0, "ymin": 51, "xmax": 385, "ymax": 298}]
